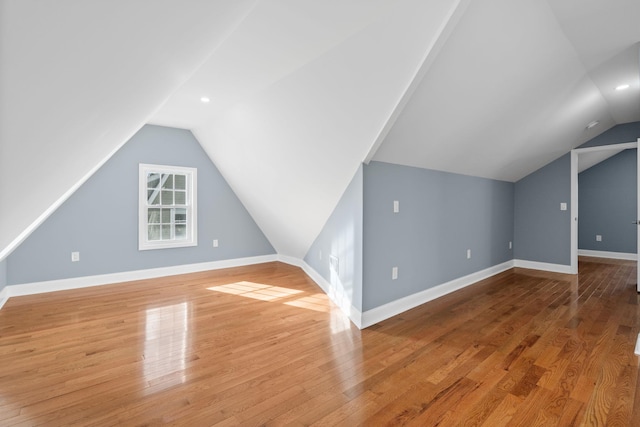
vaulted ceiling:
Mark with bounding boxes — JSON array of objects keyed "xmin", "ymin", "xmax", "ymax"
[{"xmin": 1, "ymin": 0, "xmax": 639, "ymax": 260}]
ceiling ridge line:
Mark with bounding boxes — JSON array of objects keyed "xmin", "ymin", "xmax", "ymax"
[{"xmin": 363, "ymin": 0, "xmax": 472, "ymax": 165}]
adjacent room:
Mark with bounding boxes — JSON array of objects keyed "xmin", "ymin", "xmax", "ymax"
[{"xmin": 1, "ymin": 0, "xmax": 639, "ymax": 425}]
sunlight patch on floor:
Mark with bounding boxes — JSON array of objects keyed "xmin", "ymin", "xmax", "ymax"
[
  {"xmin": 207, "ymin": 281, "xmax": 303, "ymax": 302},
  {"xmin": 284, "ymin": 294, "xmax": 331, "ymax": 312},
  {"xmin": 207, "ymin": 282, "xmax": 334, "ymax": 313}
]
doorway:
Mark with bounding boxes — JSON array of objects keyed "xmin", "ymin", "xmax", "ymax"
[{"xmin": 570, "ymin": 140, "xmax": 639, "ymax": 291}]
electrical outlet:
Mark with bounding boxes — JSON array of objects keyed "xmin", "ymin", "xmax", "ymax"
[
  {"xmin": 392, "ymin": 267, "xmax": 398, "ymax": 280},
  {"xmin": 393, "ymin": 200, "xmax": 399, "ymax": 213},
  {"xmin": 560, "ymin": 202, "xmax": 567, "ymax": 211},
  {"xmin": 466, "ymin": 249, "xmax": 471, "ymax": 259},
  {"xmin": 71, "ymin": 252, "xmax": 80, "ymax": 262},
  {"xmin": 213, "ymin": 239, "xmax": 219, "ymax": 247},
  {"xmin": 509, "ymin": 241, "xmax": 512, "ymax": 250},
  {"xmin": 330, "ymin": 255, "xmax": 339, "ymax": 274},
  {"xmin": 596, "ymin": 235, "xmax": 602, "ymax": 242}
]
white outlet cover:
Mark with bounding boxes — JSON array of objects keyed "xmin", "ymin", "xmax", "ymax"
[
  {"xmin": 213, "ymin": 239, "xmax": 219, "ymax": 247},
  {"xmin": 560, "ymin": 202, "xmax": 567, "ymax": 211},
  {"xmin": 71, "ymin": 251, "xmax": 80, "ymax": 262},
  {"xmin": 393, "ymin": 200, "xmax": 399, "ymax": 213},
  {"xmin": 466, "ymin": 249, "xmax": 471, "ymax": 259},
  {"xmin": 330, "ymin": 255, "xmax": 339, "ymax": 274},
  {"xmin": 392, "ymin": 266, "xmax": 398, "ymax": 280}
]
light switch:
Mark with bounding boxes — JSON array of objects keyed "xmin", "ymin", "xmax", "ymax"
[{"xmin": 393, "ymin": 200, "xmax": 399, "ymax": 213}]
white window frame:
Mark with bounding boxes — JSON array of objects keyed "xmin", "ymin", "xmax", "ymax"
[{"xmin": 139, "ymin": 163, "xmax": 197, "ymax": 250}]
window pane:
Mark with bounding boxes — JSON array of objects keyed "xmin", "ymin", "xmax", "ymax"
[
  {"xmin": 147, "ymin": 173, "xmax": 160, "ymax": 189},
  {"xmin": 148, "ymin": 208, "xmax": 161, "ymax": 224},
  {"xmin": 161, "ymin": 225, "xmax": 172, "ymax": 240},
  {"xmin": 161, "ymin": 174, "xmax": 173, "ymax": 189},
  {"xmin": 175, "ymin": 190, "xmax": 186, "ymax": 205},
  {"xmin": 175, "ymin": 208, "xmax": 187, "ymax": 223},
  {"xmin": 140, "ymin": 165, "xmax": 197, "ymax": 250},
  {"xmin": 161, "ymin": 208, "xmax": 171, "ymax": 224},
  {"xmin": 161, "ymin": 190, "xmax": 173, "ymax": 205},
  {"xmin": 148, "ymin": 225, "xmax": 160, "ymax": 241},
  {"xmin": 174, "ymin": 174, "xmax": 186, "ymax": 190},
  {"xmin": 175, "ymin": 224, "xmax": 187, "ymax": 240},
  {"xmin": 147, "ymin": 190, "xmax": 160, "ymax": 205}
]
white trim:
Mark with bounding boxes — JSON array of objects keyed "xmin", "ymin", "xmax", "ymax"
[
  {"xmin": 275, "ymin": 254, "xmax": 304, "ymax": 268},
  {"xmin": 578, "ymin": 249, "xmax": 638, "ymax": 261},
  {"xmin": 138, "ymin": 164, "xmax": 198, "ymax": 251},
  {"xmin": 276, "ymin": 255, "xmax": 363, "ymax": 329},
  {"xmin": 4, "ymin": 255, "xmax": 277, "ymax": 299},
  {"xmin": 364, "ymin": 0, "xmax": 471, "ymax": 164},
  {"xmin": 570, "ymin": 150, "xmax": 578, "ymax": 274},
  {"xmin": 571, "ymin": 141, "xmax": 639, "ymax": 278},
  {"xmin": 0, "ymin": 255, "xmax": 519, "ymax": 331},
  {"xmin": 513, "ymin": 259, "xmax": 573, "ymax": 274},
  {"xmin": 636, "ymin": 138, "xmax": 639, "ymax": 293},
  {"xmin": 572, "ymin": 141, "xmax": 637, "ymax": 154},
  {"xmin": 0, "ymin": 287, "xmax": 9, "ymax": 310},
  {"xmin": 635, "ymin": 334, "xmax": 640, "ymax": 356},
  {"xmin": 360, "ymin": 260, "xmax": 514, "ymax": 329}
]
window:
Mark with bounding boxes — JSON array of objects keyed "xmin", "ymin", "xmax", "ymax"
[{"xmin": 139, "ymin": 164, "xmax": 197, "ymax": 250}]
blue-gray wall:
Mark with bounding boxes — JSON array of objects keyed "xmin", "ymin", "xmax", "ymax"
[
  {"xmin": 6, "ymin": 125, "xmax": 274, "ymax": 285},
  {"xmin": 362, "ymin": 161, "xmax": 514, "ymax": 311},
  {"xmin": 513, "ymin": 122, "xmax": 640, "ymax": 267},
  {"xmin": 514, "ymin": 154, "xmax": 571, "ymax": 265},
  {"xmin": 305, "ymin": 165, "xmax": 363, "ymax": 311},
  {"xmin": 578, "ymin": 149, "xmax": 637, "ymax": 253},
  {"xmin": 578, "ymin": 122, "xmax": 640, "ymax": 148}
]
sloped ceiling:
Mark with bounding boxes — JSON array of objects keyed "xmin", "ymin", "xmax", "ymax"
[
  {"xmin": 372, "ymin": 0, "xmax": 640, "ymax": 181},
  {"xmin": 0, "ymin": 0, "xmax": 260, "ymax": 259},
  {"xmin": 1, "ymin": 0, "xmax": 639, "ymax": 261},
  {"xmin": 150, "ymin": 0, "xmax": 467, "ymax": 257}
]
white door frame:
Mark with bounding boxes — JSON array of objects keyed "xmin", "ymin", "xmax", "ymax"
[{"xmin": 570, "ymin": 140, "xmax": 639, "ymax": 279}]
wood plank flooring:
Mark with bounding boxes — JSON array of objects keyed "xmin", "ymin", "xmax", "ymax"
[{"xmin": 0, "ymin": 258, "xmax": 639, "ymax": 426}]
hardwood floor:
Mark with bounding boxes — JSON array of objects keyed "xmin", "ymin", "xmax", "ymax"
[{"xmin": 0, "ymin": 258, "xmax": 639, "ymax": 426}]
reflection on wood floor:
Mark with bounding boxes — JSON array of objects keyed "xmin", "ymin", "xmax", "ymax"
[{"xmin": 0, "ymin": 258, "xmax": 638, "ymax": 425}]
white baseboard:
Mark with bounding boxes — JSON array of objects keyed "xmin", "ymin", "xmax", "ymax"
[
  {"xmin": 3, "ymin": 254, "xmax": 278, "ymax": 300},
  {"xmin": 513, "ymin": 259, "xmax": 573, "ymax": 274},
  {"xmin": 277, "ymin": 255, "xmax": 363, "ymax": 329},
  {"xmin": 360, "ymin": 260, "xmax": 514, "ymax": 329},
  {"xmin": 578, "ymin": 249, "xmax": 637, "ymax": 261},
  {"xmin": 0, "ymin": 287, "xmax": 9, "ymax": 310},
  {"xmin": 282, "ymin": 257, "xmax": 516, "ymax": 330},
  {"xmin": 1, "ymin": 255, "xmax": 536, "ymax": 332},
  {"xmin": 275, "ymin": 254, "xmax": 305, "ymax": 269}
]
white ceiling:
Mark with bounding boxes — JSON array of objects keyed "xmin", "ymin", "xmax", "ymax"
[
  {"xmin": 372, "ymin": 0, "xmax": 640, "ymax": 181},
  {"xmin": 1, "ymin": 0, "xmax": 639, "ymax": 261}
]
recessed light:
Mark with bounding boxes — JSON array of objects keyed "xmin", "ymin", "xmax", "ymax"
[
  {"xmin": 586, "ymin": 120, "xmax": 599, "ymax": 130},
  {"xmin": 615, "ymin": 84, "xmax": 630, "ymax": 91},
  {"xmin": 200, "ymin": 97, "xmax": 210, "ymax": 103}
]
